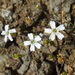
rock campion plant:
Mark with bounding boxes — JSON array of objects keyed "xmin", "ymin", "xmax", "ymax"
[
  {"xmin": 24, "ymin": 33, "xmax": 42, "ymax": 51},
  {"xmin": 1, "ymin": 21, "xmax": 65, "ymax": 51},
  {"xmin": 44, "ymin": 21, "xmax": 65, "ymax": 41},
  {"xmin": 1, "ymin": 24, "xmax": 16, "ymax": 42}
]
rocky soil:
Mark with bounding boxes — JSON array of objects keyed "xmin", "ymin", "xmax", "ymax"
[{"xmin": 0, "ymin": 0, "xmax": 75, "ymax": 75}]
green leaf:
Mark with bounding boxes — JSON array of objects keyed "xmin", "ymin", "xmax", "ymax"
[
  {"xmin": 20, "ymin": 43, "xmax": 24, "ymax": 46},
  {"xmin": 49, "ymin": 54, "xmax": 54, "ymax": 59},
  {"xmin": 11, "ymin": 33, "xmax": 15, "ymax": 35},
  {"xmin": 36, "ymin": 5, "xmax": 42, "ymax": 10},
  {"xmin": 61, "ymin": 72, "xmax": 67, "ymax": 75},
  {"xmin": 43, "ymin": 40, "xmax": 48, "ymax": 44},
  {"xmin": 49, "ymin": 41, "xmax": 55, "ymax": 46},
  {"xmin": 13, "ymin": 54, "xmax": 19, "ymax": 58}
]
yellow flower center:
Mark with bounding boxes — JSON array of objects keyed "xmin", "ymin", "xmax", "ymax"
[
  {"xmin": 31, "ymin": 40, "xmax": 35, "ymax": 44},
  {"xmin": 6, "ymin": 31, "xmax": 9, "ymax": 35},
  {"xmin": 53, "ymin": 29, "xmax": 57, "ymax": 32}
]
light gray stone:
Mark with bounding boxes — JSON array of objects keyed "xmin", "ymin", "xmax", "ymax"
[
  {"xmin": 0, "ymin": 37, "xmax": 6, "ymax": 47},
  {"xmin": 17, "ymin": 55, "xmax": 31, "ymax": 75},
  {"xmin": 4, "ymin": 70, "xmax": 11, "ymax": 75}
]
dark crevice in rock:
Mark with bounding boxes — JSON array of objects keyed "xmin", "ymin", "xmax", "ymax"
[
  {"xmin": 5, "ymin": 67, "xmax": 19, "ymax": 75},
  {"xmin": 5, "ymin": 38, "xmax": 19, "ymax": 48},
  {"xmin": 5, "ymin": 41, "xmax": 13, "ymax": 48},
  {"xmin": 40, "ymin": 0, "xmax": 50, "ymax": 15},
  {"xmin": 20, "ymin": 12, "xmax": 47, "ymax": 35},
  {"xmin": 37, "ymin": 60, "xmax": 42, "ymax": 69},
  {"xmin": 70, "ymin": 2, "xmax": 75, "ymax": 24}
]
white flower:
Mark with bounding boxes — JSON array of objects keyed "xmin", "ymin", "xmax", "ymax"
[
  {"xmin": 1, "ymin": 24, "xmax": 16, "ymax": 42},
  {"xmin": 24, "ymin": 33, "xmax": 42, "ymax": 51},
  {"xmin": 44, "ymin": 21, "xmax": 65, "ymax": 41}
]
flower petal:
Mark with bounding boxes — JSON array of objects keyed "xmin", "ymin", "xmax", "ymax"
[
  {"xmin": 56, "ymin": 24, "xmax": 65, "ymax": 31},
  {"xmin": 5, "ymin": 25, "xmax": 9, "ymax": 31},
  {"xmin": 35, "ymin": 43, "xmax": 41, "ymax": 49},
  {"xmin": 49, "ymin": 21, "xmax": 56, "ymax": 29},
  {"xmin": 24, "ymin": 41, "xmax": 31, "ymax": 46},
  {"xmin": 4, "ymin": 35, "xmax": 7, "ymax": 42},
  {"xmin": 39, "ymin": 33, "xmax": 43, "ymax": 37},
  {"xmin": 56, "ymin": 32, "xmax": 64, "ymax": 40},
  {"xmin": 34, "ymin": 36, "xmax": 41, "ymax": 42},
  {"xmin": 28, "ymin": 33, "xmax": 33, "ymax": 40},
  {"xmin": 8, "ymin": 34, "xmax": 13, "ymax": 41},
  {"xmin": 44, "ymin": 28, "xmax": 52, "ymax": 34},
  {"xmin": 49, "ymin": 33, "xmax": 55, "ymax": 41},
  {"xmin": 30, "ymin": 45, "xmax": 35, "ymax": 51},
  {"xmin": 1, "ymin": 31, "xmax": 5, "ymax": 35},
  {"xmin": 9, "ymin": 29, "xmax": 16, "ymax": 33}
]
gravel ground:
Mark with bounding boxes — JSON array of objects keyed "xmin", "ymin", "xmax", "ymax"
[{"xmin": 0, "ymin": 0, "xmax": 75, "ymax": 75}]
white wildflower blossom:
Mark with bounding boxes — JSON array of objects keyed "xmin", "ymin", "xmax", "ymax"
[
  {"xmin": 44, "ymin": 21, "xmax": 65, "ymax": 41},
  {"xmin": 24, "ymin": 33, "xmax": 42, "ymax": 51},
  {"xmin": 1, "ymin": 24, "xmax": 16, "ymax": 42}
]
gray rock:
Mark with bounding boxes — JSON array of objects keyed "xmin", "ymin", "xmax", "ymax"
[
  {"xmin": 25, "ymin": 60, "xmax": 38, "ymax": 75},
  {"xmin": 48, "ymin": 0, "xmax": 64, "ymax": 13},
  {"xmin": 62, "ymin": 0, "xmax": 74, "ymax": 13},
  {"xmin": 0, "ymin": 70, "xmax": 11, "ymax": 75},
  {"xmin": 4, "ymin": 70, "xmax": 11, "ymax": 75},
  {"xmin": 17, "ymin": 55, "xmax": 31, "ymax": 75},
  {"xmin": 47, "ymin": 0, "xmax": 74, "ymax": 13},
  {"xmin": 0, "ymin": 21, "xmax": 3, "ymax": 31},
  {"xmin": 0, "ymin": 55, "xmax": 9, "ymax": 64},
  {"xmin": 0, "ymin": 37, "xmax": 6, "ymax": 48},
  {"xmin": 25, "ymin": 61, "xmax": 53, "ymax": 75},
  {"xmin": 37, "ymin": 61, "xmax": 53, "ymax": 75},
  {"xmin": 0, "ymin": 73, "xmax": 5, "ymax": 75},
  {"xmin": 0, "ymin": 55, "xmax": 9, "ymax": 72},
  {"xmin": 12, "ymin": 0, "xmax": 22, "ymax": 4}
]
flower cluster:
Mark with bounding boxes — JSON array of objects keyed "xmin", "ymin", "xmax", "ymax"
[{"xmin": 1, "ymin": 21, "xmax": 65, "ymax": 51}]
